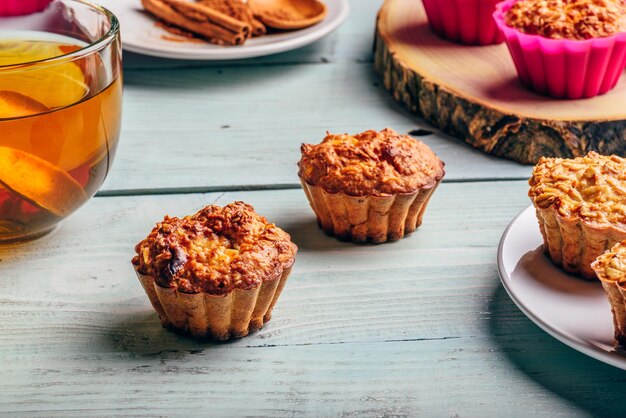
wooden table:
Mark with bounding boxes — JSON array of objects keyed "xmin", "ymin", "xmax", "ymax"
[{"xmin": 2, "ymin": 1, "xmax": 625, "ymax": 416}]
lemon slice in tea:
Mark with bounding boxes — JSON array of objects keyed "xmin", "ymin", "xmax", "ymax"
[
  {"xmin": 0, "ymin": 36, "xmax": 87, "ymax": 109},
  {"xmin": 0, "ymin": 90, "xmax": 49, "ymax": 118},
  {"xmin": 0, "ymin": 146, "xmax": 86, "ymax": 217}
]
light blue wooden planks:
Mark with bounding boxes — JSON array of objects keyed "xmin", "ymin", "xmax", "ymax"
[
  {"xmin": 3, "ymin": 182, "xmax": 620, "ymax": 415},
  {"xmin": 2, "ymin": 332, "xmax": 624, "ymax": 416},
  {"xmin": 101, "ymin": 0, "xmax": 532, "ymax": 194},
  {"xmin": 103, "ymin": 61, "xmax": 531, "ymax": 194},
  {"xmin": 0, "ymin": 182, "xmax": 530, "ymax": 352},
  {"xmin": 1, "ymin": 0, "xmax": 608, "ymax": 415}
]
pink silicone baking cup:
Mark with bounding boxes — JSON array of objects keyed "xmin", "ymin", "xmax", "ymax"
[
  {"xmin": 494, "ymin": 0, "xmax": 626, "ymax": 99},
  {"xmin": 0, "ymin": 0, "xmax": 53, "ymax": 16},
  {"xmin": 422, "ymin": 0, "xmax": 504, "ymax": 45}
]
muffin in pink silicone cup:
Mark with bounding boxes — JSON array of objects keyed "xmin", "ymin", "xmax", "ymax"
[
  {"xmin": 0, "ymin": 0, "xmax": 53, "ymax": 16},
  {"xmin": 494, "ymin": 0, "xmax": 626, "ymax": 99},
  {"xmin": 422, "ymin": 0, "xmax": 504, "ymax": 45}
]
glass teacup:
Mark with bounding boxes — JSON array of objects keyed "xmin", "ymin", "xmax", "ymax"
[{"xmin": 0, "ymin": 0, "xmax": 122, "ymax": 242}]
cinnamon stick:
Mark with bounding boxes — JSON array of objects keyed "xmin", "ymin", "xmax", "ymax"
[
  {"xmin": 197, "ymin": 0, "xmax": 266, "ymax": 37},
  {"xmin": 246, "ymin": 8, "xmax": 267, "ymax": 36},
  {"xmin": 142, "ymin": 0, "xmax": 249, "ymax": 45},
  {"xmin": 160, "ymin": 0, "xmax": 250, "ymax": 36}
]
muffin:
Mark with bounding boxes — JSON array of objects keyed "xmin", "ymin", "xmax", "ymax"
[
  {"xmin": 298, "ymin": 128, "xmax": 445, "ymax": 243},
  {"xmin": 493, "ymin": 0, "xmax": 626, "ymax": 99},
  {"xmin": 422, "ymin": 0, "xmax": 504, "ymax": 45},
  {"xmin": 132, "ymin": 201, "xmax": 297, "ymax": 340},
  {"xmin": 529, "ymin": 152, "xmax": 626, "ymax": 279},
  {"xmin": 592, "ymin": 241, "xmax": 626, "ymax": 346}
]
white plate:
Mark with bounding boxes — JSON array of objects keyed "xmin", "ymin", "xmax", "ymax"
[
  {"xmin": 497, "ymin": 205, "xmax": 626, "ymax": 369},
  {"xmin": 97, "ymin": 0, "xmax": 349, "ymax": 60}
]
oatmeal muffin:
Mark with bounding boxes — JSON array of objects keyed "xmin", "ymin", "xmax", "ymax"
[
  {"xmin": 505, "ymin": 0, "xmax": 626, "ymax": 40},
  {"xmin": 298, "ymin": 128, "xmax": 445, "ymax": 243},
  {"xmin": 132, "ymin": 201, "xmax": 297, "ymax": 340},
  {"xmin": 422, "ymin": 0, "xmax": 504, "ymax": 45},
  {"xmin": 493, "ymin": 0, "xmax": 626, "ymax": 98},
  {"xmin": 592, "ymin": 242, "xmax": 626, "ymax": 346},
  {"xmin": 529, "ymin": 152, "xmax": 626, "ymax": 279}
]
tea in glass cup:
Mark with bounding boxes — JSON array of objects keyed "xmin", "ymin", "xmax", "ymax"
[{"xmin": 0, "ymin": 0, "xmax": 122, "ymax": 242}]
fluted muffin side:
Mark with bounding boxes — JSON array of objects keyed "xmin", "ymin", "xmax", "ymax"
[
  {"xmin": 298, "ymin": 128, "xmax": 445, "ymax": 243},
  {"xmin": 301, "ymin": 179, "xmax": 440, "ymax": 243},
  {"xmin": 592, "ymin": 242, "xmax": 626, "ymax": 346},
  {"xmin": 132, "ymin": 201, "xmax": 297, "ymax": 340},
  {"xmin": 135, "ymin": 262, "xmax": 293, "ymax": 340}
]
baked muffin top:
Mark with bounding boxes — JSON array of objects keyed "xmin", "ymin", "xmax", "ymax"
[
  {"xmin": 592, "ymin": 241, "xmax": 626, "ymax": 283},
  {"xmin": 529, "ymin": 152, "xmax": 626, "ymax": 227},
  {"xmin": 298, "ymin": 128, "xmax": 445, "ymax": 196},
  {"xmin": 505, "ymin": 0, "xmax": 626, "ymax": 40},
  {"xmin": 132, "ymin": 201, "xmax": 297, "ymax": 295}
]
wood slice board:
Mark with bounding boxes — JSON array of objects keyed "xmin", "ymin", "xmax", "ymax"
[{"xmin": 374, "ymin": 0, "xmax": 626, "ymax": 164}]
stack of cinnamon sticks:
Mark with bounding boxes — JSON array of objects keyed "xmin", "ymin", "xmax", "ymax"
[{"xmin": 142, "ymin": 0, "xmax": 266, "ymax": 45}]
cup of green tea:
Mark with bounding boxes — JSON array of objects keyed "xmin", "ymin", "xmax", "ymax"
[{"xmin": 0, "ymin": 0, "xmax": 122, "ymax": 242}]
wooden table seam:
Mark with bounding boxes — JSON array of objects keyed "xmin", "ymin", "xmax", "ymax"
[{"xmin": 95, "ymin": 178, "xmax": 530, "ymax": 198}]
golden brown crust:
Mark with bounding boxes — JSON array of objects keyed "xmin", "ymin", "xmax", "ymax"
[
  {"xmin": 592, "ymin": 242, "xmax": 626, "ymax": 345},
  {"xmin": 529, "ymin": 152, "xmax": 626, "ymax": 228},
  {"xmin": 132, "ymin": 201, "xmax": 297, "ymax": 295},
  {"xmin": 505, "ymin": 0, "xmax": 626, "ymax": 40},
  {"xmin": 298, "ymin": 128, "xmax": 445, "ymax": 196},
  {"xmin": 593, "ymin": 241, "xmax": 626, "ymax": 283},
  {"xmin": 529, "ymin": 152, "xmax": 626, "ymax": 279}
]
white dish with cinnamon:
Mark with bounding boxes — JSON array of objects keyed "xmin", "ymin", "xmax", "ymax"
[{"xmin": 97, "ymin": 0, "xmax": 348, "ymax": 60}]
